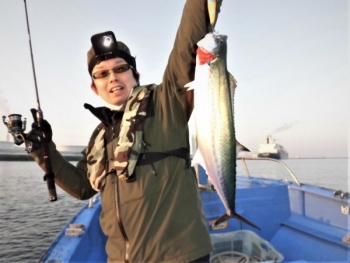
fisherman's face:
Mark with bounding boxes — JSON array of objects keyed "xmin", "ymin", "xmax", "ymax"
[{"xmin": 91, "ymin": 58, "xmax": 138, "ymax": 106}]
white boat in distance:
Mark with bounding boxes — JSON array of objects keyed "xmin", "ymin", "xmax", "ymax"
[{"xmin": 258, "ymin": 136, "xmax": 288, "ymax": 159}]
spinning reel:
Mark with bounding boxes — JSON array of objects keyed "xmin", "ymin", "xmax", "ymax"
[{"xmin": 2, "ymin": 114, "xmax": 27, "ymax": 146}]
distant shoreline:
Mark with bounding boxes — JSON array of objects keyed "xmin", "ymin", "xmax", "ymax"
[
  {"xmin": 238, "ymin": 156, "xmax": 349, "ymax": 160},
  {"xmin": 286, "ymin": 157, "xmax": 349, "ymax": 159},
  {"xmin": 0, "ymin": 141, "xmax": 85, "ymax": 161}
]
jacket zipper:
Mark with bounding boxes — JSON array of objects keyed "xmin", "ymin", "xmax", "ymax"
[{"xmin": 112, "ymin": 116, "xmax": 130, "ymax": 263}]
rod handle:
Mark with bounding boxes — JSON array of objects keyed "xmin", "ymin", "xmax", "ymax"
[{"xmin": 42, "ymin": 142, "xmax": 57, "ymax": 202}]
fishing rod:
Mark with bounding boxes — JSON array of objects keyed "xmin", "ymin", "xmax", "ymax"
[
  {"xmin": 3, "ymin": 1, "xmax": 57, "ymax": 202},
  {"xmin": 23, "ymin": 0, "xmax": 57, "ymax": 202},
  {"xmin": 208, "ymin": 0, "xmax": 216, "ymax": 31}
]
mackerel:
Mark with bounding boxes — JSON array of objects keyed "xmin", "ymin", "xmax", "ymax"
[{"xmin": 186, "ymin": 33, "xmax": 260, "ymax": 230}]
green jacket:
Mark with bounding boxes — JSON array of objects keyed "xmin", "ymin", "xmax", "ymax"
[{"xmin": 31, "ymin": 1, "xmax": 222, "ymax": 262}]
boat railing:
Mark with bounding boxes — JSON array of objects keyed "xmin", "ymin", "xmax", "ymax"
[
  {"xmin": 238, "ymin": 157, "xmax": 302, "ymax": 186},
  {"xmin": 88, "ymin": 194, "xmax": 99, "ymax": 208}
]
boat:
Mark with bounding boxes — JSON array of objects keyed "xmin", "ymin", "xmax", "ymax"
[
  {"xmin": 258, "ymin": 136, "xmax": 289, "ymax": 159},
  {"xmin": 38, "ymin": 158, "xmax": 350, "ymax": 263}
]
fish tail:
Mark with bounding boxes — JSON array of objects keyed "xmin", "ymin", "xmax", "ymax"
[
  {"xmin": 232, "ymin": 212, "xmax": 261, "ymax": 230},
  {"xmin": 213, "ymin": 212, "xmax": 261, "ymax": 231}
]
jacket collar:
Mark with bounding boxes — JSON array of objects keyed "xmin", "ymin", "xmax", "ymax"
[{"xmin": 84, "ymin": 103, "xmax": 124, "ymax": 126}]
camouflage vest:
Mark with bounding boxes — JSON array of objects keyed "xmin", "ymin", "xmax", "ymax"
[{"xmin": 86, "ymin": 84, "xmax": 156, "ymax": 191}]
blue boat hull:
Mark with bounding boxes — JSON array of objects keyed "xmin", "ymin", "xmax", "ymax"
[{"xmin": 39, "ymin": 166, "xmax": 350, "ymax": 263}]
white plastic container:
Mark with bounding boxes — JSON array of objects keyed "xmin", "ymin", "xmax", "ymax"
[{"xmin": 210, "ymin": 230, "xmax": 284, "ymax": 263}]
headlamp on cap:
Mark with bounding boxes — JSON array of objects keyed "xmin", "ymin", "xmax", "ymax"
[
  {"xmin": 90, "ymin": 31, "xmax": 136, "ymax": 71},
  {"xmin": 103, "ymin": 36, "xmax": 113, "ymax": 47}
]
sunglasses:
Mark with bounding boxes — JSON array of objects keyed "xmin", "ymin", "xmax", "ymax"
[{"xmin": 92, "ymin": 64, "xmax": 134, "ymax": 79}]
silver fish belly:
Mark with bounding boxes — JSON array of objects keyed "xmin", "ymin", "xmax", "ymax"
[{"xmin": 187, "ymin": 33, "xmax": 259, "ymax": 230}]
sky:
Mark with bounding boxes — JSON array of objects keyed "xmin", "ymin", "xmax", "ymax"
[{"xmin": 0, "ymin": 0, "xmax": 348, "ymax": 158}]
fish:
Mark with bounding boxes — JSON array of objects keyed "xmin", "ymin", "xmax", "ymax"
[
  {"xmin": 185, "ymin": 32, "xmax": 260, "ymax": 230},
  {"xmin": 196, "ymin": 139, "xmax": 250, "ymax": 191}
]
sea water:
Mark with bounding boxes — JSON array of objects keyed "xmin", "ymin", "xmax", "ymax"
[{"xmin": 0, "ymin": 159, "xmax": 348, "ymax": 262}]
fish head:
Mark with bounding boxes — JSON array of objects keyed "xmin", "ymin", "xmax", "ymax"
[{"xmin": 196, "ymin": 33, "xmax": 227, "ymax": 65}]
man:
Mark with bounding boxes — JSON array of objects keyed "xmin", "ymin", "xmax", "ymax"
[{"xmin": 26, "ymin": 1, "xmax": 222, "ymax": 262}]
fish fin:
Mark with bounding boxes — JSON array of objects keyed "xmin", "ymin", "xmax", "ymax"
[
  {"xmin": 192, "ymin": 149, "xmax": 208, "ymax": 172},
  {"xmin": 213, "ymin": 212, "xmax": 261, "ymax": 231},
  {"xmin": 229, "ymin": 72, "xmax": 237, "ymax": 88},
  {"xmin": 184, "ymin": 81, "xmax": 195, "ymax": 90},
  {"xmin": 236, "ymin": 140, "xmax": 250, "ymax": 154}
]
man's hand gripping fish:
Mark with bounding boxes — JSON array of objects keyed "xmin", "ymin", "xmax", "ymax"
[{"xmin": 185, "ymin": 33, "xmax": 260, "ymax": 230}]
